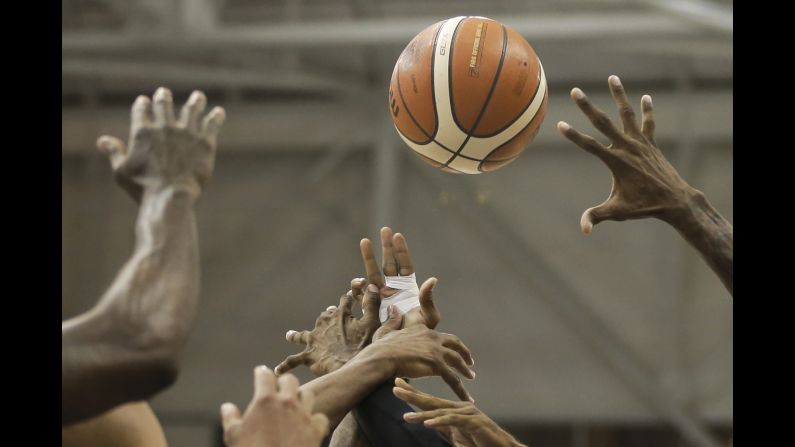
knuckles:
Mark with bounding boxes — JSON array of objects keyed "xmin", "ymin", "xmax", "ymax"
[
  {"xmin": 619, "ymin": 105, "xmax": 636, "ymax": 118},
  {"xmin": 592, "ymin": 113, "xmax": 612, "ymax": 129}
]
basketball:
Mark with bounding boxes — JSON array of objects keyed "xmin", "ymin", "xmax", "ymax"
[{"xmin": 388, "ymin": 16, "xmax": 548, "ymax": 174}]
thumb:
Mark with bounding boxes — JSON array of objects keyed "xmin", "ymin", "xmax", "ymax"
[
  {"xmin": 96, "ymin": 135, "xmax": 127, "ymax": 170},
  {"xmin": 580, "ymin": 199, "xmax": 619, "ymax": 235},
  {"xmin": 220, "ymin": 402, "xmax": 241, "ymax": 432},
  {"xmin": 418, "ymin": 277, "xmax": 440, "ymax": 329}
]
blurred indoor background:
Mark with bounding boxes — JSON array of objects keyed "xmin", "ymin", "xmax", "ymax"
[{"xmin": 62, "ymin": 1, "xmax": 732, "ymax": 446}]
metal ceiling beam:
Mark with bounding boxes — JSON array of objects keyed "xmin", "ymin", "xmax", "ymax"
[
  {"xmin": 62, "ymin": 59, "xmax": 365, "ymax": 95},
  {"xmin": 641, "ymin": 0, "xmax": 732, "ymax": 34},
  {"xmin": 62, "ymin": 12, "xmax": 700, "ymax": 52}
]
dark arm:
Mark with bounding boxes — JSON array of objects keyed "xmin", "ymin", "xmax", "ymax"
[
  {"xmin": 353, "ymin": 381, "xmax": 452, "ymax": 447},
  {"xmin": 62, "ymin": 88, "xmax": 225, "ymax": 426},
  {"xmin": 664, "ymin": 190, "xmax": 733, "ymax": 294},
  {"xmin": 62, "ymin": 185, "xmax": 199, "ymax": 425}
]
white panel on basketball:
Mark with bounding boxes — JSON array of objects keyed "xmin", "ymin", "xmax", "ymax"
[
  {"xmin": 458, "ymin": 61, "xmax": 547, "ymax": 161},
  {"xmin": 395, "ymin": 128, "xmax": 454, "ymax": 164},
  {"xmin": 448, "ymin": 156, "xmax": 481, "ymax": 174},
  {"xmin": 432, "ymin": 16, "xmax": 469, "ymax": 150}
]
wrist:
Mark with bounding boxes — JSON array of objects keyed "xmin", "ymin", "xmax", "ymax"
[
  {"xmin": 660, "ymin": 186, "xmax": 708, "ymax": 229},
  {"xmin": 349, "ymin": 345, "xmax": 397, "ymax": 381},
  {"xmin": 142, "ymin": 180, "xmax": 201, "ymax": 203}
]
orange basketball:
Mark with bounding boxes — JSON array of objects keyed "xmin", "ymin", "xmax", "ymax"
[{"xmin": 388, "ymin": 16, "xmax": 548, "ymax": 174}]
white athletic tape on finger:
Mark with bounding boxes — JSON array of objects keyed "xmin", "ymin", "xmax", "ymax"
[{"xmin": 380, "ymin": 273, "xmax": 420, "ymax": 322}]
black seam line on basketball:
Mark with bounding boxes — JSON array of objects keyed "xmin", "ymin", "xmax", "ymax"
[
  {"xmin": 414, "ymin": 148, "xmax": 468, "ymax": 173},
  {"xmin": 442, "ymin": 25, "xmax": 508, "ymax": 169},
  {"xmin": 428, "ymin": 19, "xmax": 445, "ymax": 140},
  {"xmin": 477, "ymin": 154, "xmax": 523, "ymax": 172},
  {"xmin": 477, "ymin": 93, "xmax": 548, "ymax": 171},
  {"xmin": 394, "ymin": 20, "xmax": 446, "ymax": 145},
  {"xmin": 472, "ymin": 56, "xmax": 544, "ymax": 139},
  {"xmin": 395, "ymin": 66, "xmax": 434, "ymax": 145},
  {"xmin": 443, "ymin": 164, "xmax": 465, "ymax": 174},
  {"xmin": 392, "ymin": 125, "xmax": 481, "ymax": 161},
  {"xmin": 395, "ymin": 70, "xmax": 469, "ymax": 158},
  {"xmin": 447, "ymin": 16, "xmax": 470, "ymax": 134}
]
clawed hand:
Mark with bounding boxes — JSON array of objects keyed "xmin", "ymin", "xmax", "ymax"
[
  {"xmin": 557, "ymin": 75, "xmax": 695, "ymax": 234},
  {"xmin": 97, "ymin": 87, "xmax": 225, "ymax": 202}
]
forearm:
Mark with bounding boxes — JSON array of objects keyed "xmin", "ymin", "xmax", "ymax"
[
  {"xmin": 62, "ymin": 185, "xmax": 200, "ymax": 424},
  {"xmin": 665, "ymin": 189, "xmax": 733, "ymax": 295},
  {"xmin": 100, "ymin": 184, "xmax": 201, "ymax": 343},
  {"xmin": 301, "ymin": 355, "xmax": 394, "ymax": 428}
]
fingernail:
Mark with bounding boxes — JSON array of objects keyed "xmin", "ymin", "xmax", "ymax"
[
  {"xmin": 557, "ymin": 121, "xmax": 570, "ymax": 132},
  {"xmin": 469, "ymin": 370, "xmax": 477, "ymax": 379},
  {"xmin": 469, "ymin": 397, "xmax": 476, "ymax": 404},
  {"xmin": 424, "ymin": 419, "xmax": 437, "ymax": 426},
  {"xmin": 389, "ymin": 304, "xmax": 399, "ymax": 316},
  {"xmin": 404, "ymin": 412, "xmax": 417, "ymax": 419},
  {"xmin": 154, "ymin": 87, "xmax": 171, "ymax": 100},
  {"xmin": 368, "ymin": 284, "xmax": 379, "ymax": 293},
  {"xmin": 609, "ymin": 75, "xmax": 621, "ymax": 87},
  {"xmin": 571, "ymin": 88, "xmax": 585, "ymax": 100},
  {"xmin": 189, "ymin": 90, "xmax": 206, "ymax": 103},
  {"xmin": 642, "ymin": 95, "xmax": 652, "ymax": 106},
  {"xmin": 255, "ymin": 365, "xmax": 269, "ymax": 373},
  {"xmin": 285, "ymin": 330, "xmax": 295, "ymax": 339}
]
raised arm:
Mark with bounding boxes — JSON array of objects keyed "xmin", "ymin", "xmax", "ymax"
[
  {"xmin": 557, "ymin": 75, "xmax": 732, "ymax": 294},
  {"xmin": 62, "ymin": 88, "xmax": 225, "ymax": 425}
]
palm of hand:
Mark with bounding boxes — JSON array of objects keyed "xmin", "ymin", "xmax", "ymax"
[
  {"xmin": 121, "ymin": 126, "xmax": 215, "ymax": 194},
  {"xmin": 599, "ymin": 147, "xmax": 690, "ymax": 222}
]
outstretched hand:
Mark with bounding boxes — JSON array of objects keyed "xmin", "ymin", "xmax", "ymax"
[
  {"xmin": 393, "ymin": 378, "xmax": 524, "ymax": 447},
  {"xmin": 360, "ymin": 227, "xmax": 440, "ymax": 328},
  {"xmin": 97, "ymin": 87, "xmax": 225, "ymax": 202},
  {"xmin": 557, "ymin": 75, "xmax": 697, "ymax": 234},
  {"xmin": 221, "ymin": 366, "xmax": 329, "ymax": 447},
  {"xmin": 275, "ymin": 279, "xmax": 382, "ymax": 377}
]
